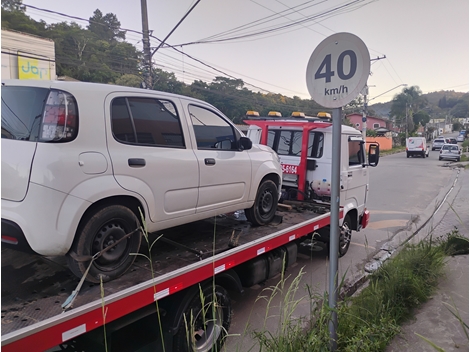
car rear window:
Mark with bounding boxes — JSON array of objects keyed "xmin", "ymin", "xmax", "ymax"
[
  {"xmin": 1, "ymin": 86, "xmax": 49, "ymax": 141},
  {"xmin": 1, "ymin": 86, "xmax": 79, "ymax": 143}
]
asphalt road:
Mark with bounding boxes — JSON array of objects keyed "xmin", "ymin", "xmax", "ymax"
[{"xmin": 224, "ymin": 137, "xmax": 462, "ymax": 352}]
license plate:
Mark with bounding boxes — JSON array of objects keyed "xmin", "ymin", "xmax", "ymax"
[{"xmin": 281, "ymin": 164, "xmax": 298, "ymax": 174}]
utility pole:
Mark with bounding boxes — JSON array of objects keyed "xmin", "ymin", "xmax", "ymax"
[
  {"xmin": 405, "ymin": 104, "xmax": 408, "ymax": 139},
  {"xmin": 361, "ymin": 86, "xmax": 368, "ymax": 140},
  {"xmin": 140, "ymin": 0, "xmax": 152, "ymax": 89}
]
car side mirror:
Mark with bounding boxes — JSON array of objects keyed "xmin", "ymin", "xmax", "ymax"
[
  {"xmin": 238, "ymin": 136, "xmax": 252, "ymax": 151},
  {"xmin": 368, "ymin": 143, "xmax": 380, "ymax": 167}
]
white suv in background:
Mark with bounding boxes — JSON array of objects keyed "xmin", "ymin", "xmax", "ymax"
[{"xmin": 1, "ymin": 80, "xmax": 282, "ymax": 282}]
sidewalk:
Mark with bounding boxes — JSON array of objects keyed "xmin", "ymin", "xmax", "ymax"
[{"xmin": 386, "ymin": 168, "xmax": 469, "ymax": 352}]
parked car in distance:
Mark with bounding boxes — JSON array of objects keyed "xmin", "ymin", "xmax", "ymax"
[
  {"xmin": 447, "ymin": 138, "xmax": 458, "ymax": 144},
  {"xmin": 432, "ymin": 138, "xmax": 447, "ymax": 150},
  {"xmin": 1, "ymin": 80, "xmax": 283, "ymax": 283},
  {"xmin": 457, "ymin": 135, "xmax": 465, "ymax": 142},
  {"xmin": 439, "ymin": 144, "xmax": 461, "ymax": 161}
]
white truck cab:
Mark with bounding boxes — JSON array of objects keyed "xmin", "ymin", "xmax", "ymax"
[{"xmin": 245, "ymin": 111, "xmax": 379, "ymax": 255}]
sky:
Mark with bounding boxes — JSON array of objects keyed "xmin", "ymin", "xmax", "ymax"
[{"xmin": 20, "ymin": 0, "xmax": 469, "ymax": 104}]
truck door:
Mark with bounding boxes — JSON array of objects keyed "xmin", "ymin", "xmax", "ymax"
[
  {"xmin": 184, "ymin": 103, "xmax": 252, "ymax": 213},
  {"xmin": 344, "ymin": 136, "xmax": 368, "ymax": 215}
]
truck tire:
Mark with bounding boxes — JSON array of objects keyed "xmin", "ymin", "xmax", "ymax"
[
  {"xmin": 339, "ymin": 215, "xmax": 352, "ymax": 257},
  {"xmin": 245, "ymin": 179, "xmax": 278, "ymax": 226},
  {"xmin": 422, "ymin": 152, "xmax": 426, "ymax": 158},
  {"xmin": 406, "ymin": 153, "xmax": 410, "ymax": 158},
  {"xmin": 67, "ymin": 205, "xmax": 142, "ymax": 283},
  {"xmin": 173, "ymin": 284, "xmax": 231, "ymax": 352}
]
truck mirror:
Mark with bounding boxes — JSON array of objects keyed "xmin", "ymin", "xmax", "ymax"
[
  {"xmin": 368, "ymin": 143, "xmax": 380, "ymax": 167},
  {"xmin": 239, "ymin": 136, "xmax": 253, "ymax": 151}
]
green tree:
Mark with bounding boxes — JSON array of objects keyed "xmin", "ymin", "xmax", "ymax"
[
  {"xmin": 114, "ymin": 74, "xmax": 142, "ymax": 88},
  {"xmin": 87, "ymin": 9, "xmax": 126, "ymax": 42},
  {"xmin": 390, "ymin": 86, "xmax": 427, "ymax": 133},
  {"xmin": 412, "ymin": 110, "xmax": 430, "ymax": 127},
  {"xmin": 1, "ymin": 0, "xmax": 24, "ymax": 12}
]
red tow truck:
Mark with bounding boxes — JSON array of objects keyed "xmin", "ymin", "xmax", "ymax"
[{"xmin": 2, "ymin": 111, "xmax": 376, "ymax": 352}]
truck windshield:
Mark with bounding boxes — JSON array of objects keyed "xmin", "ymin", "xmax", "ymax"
[{"xmin": 1, "ymin": 86, "xmax": 49, "ymax": 141}]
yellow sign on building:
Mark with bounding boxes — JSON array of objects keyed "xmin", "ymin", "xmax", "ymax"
[{"xmin": 18, "ymin": 56, "xmax": 51, "ymax": 80}]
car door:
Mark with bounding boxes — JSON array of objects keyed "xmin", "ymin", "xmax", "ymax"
[
  {"xmin": 182, "ymin": 102, "xmax": 252, "ymax": 213},
  {"xmin": 105, "ymin": 93, "xmax": 199, "ymax": 223}
]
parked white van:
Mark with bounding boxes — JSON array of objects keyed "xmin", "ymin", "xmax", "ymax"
[
  {"xmin": 406, "ymin": 137, "xmax": 429, "ymax": 158},
  {"xmin": 1, "ymin": 80, "xmax": 282, "ymax": 282}
]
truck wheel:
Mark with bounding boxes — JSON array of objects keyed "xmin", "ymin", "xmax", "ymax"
[
  {"xmin": 422, "ymin": 152, "xmax": 426, "ymax": 158},
  {"xmin": 244, "ymin": 179, "xmax": 278, "ymax": 226},
  {"xmin": 174, "ymin": 284, "xmax": 231, "ymax": 352},
  {"xmin": 406, "ymin": 153, "xmax": 410, "ymax": 158},
  {"xmin": 339, "ymin": 215, "xmax": 352, "ymax": 257},
  {"xmin": 67, "ymin": 205, "xmax": 142, "ymax": 283}
]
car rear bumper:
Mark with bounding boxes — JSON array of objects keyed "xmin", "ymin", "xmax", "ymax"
[{"xmin": 1, "ymin": 218, "xmax": 35, "ymax": 253}]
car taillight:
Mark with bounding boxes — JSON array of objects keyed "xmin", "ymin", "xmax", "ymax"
[{"xmin": 40, "ymin": 90, "xmax": 78, "ymax": 142}]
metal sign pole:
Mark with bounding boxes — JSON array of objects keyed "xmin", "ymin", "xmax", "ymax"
[{"xmin": 328, "ymin": 106, "xmax": 342, "ymax": 351}]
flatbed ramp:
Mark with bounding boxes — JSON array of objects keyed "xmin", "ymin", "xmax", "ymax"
[{"xmin": 2, "ymin": 207, "xmax": 331, "ymax": 351}]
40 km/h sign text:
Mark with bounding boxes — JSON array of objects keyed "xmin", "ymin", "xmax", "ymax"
[{"xmin": 315, "ymin": 50, "xmax": 357, "ymax": 98}]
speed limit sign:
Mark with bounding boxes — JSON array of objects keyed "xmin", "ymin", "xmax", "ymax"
[{"xmin": 306, "ymin": 32, "xmax": 370, "ymax": 108}]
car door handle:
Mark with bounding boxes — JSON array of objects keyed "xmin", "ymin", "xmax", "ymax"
[
  {"xmin": 128, "ymin": 158, "xmax": 146, "ymax": 167},
  {"xmin": 205, "ymin": 158, "xmax": 216, "ymax": 165}
]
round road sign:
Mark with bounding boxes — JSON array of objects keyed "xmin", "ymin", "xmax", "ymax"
[{"xmin": 306, "ymin": 32, "xmax": 370, "ymax": 108}]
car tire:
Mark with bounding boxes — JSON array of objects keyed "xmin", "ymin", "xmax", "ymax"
[
  {"xmin": 439, "ymin": 157, "xmax": 442, "ymax": 161},
  {"xmin": 339, "ymin": 215, "xmax": 352, "ymax": 257},
  {"xmin": 422, "ymin": 152, "xmax": 426, "ymax": 158},
  {"xmin": 245, "ymin": 179, "xmax": 278, "ymax": 226},
  {"xmin": 67, "ymin": 205, "xmax": 142, "ymax": 283},
  {"xmin": 406, "ymin": 153, "xmax": 410, "ymax": 158},
  {"xmin": 173, "ymin": 284, "xmax": 231, "ymax": 352}
]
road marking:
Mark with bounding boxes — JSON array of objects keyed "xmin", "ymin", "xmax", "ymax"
[
  {"xmin": 351, "ymin": 242, "xmax": 376, "ymax": 250},
  {"xmin": 367, "ymin": 219, "xmax": 409, "ymax": 230},
  {"xmin": 368, "ymin": 210, "xmax": 411, "ymax": 215}
]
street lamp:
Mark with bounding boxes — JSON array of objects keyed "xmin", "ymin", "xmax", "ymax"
[{"xmin": 362, "ymin": 84, "xmax": 407, "ymax": 140}]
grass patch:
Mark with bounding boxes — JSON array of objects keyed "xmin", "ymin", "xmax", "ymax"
[
  {"xmin": 250, "ymin": 231, "xmax": 463, "ymax": 352},
  {"xmin": 380, "ymin": 146, "xmax": 406, "ymax": 156}
]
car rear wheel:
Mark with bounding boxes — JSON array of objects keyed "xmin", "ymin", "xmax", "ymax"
[{"xmin": 67, "ymin": 205, "xmax": 142, "ymax": 283}]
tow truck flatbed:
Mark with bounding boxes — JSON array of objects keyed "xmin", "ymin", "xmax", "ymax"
[{"xmin": 2, "ymin": 205, "xmax": 334, "ymax": 351}]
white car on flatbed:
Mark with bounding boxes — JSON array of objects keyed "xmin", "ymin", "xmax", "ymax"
[{"xmin": 1, "ymin": 80, "xmax": 282, "ymax": 283}]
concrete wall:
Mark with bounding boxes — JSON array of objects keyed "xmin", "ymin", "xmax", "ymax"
[{"xmin": 366, "ymin": 136, "xmax": 393, "ymax": 151}]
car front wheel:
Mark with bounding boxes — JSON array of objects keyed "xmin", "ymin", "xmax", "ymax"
[{"xmin": 245, "ymin": 179, "xmax": 278, "ymax": 226}]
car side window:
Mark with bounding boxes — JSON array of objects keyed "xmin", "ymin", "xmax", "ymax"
[
  {"xmin": 111, "ymin": 97, "xmax": 185, "ymax": 147},
  {"xmin": 188, "ymin": 105, "xmax": 238, "ymax": 150},
  {"xmin": 348, "ymin": 139, "xmax": 365, "ymax": 166}
]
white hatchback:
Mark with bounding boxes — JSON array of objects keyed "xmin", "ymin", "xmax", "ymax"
[{"xmin": 1, "ymin": 80, "xmax": 282, "ymax": 282}]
